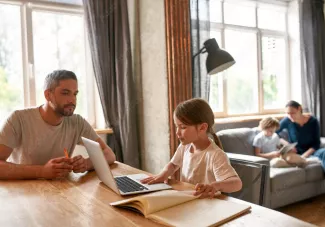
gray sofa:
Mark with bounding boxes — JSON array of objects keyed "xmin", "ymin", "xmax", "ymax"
[{"xmin": 217, "ymin": 127, "xmax": 325, "ymax": 209}]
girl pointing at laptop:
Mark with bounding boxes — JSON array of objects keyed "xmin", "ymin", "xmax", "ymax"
[{"xmin": 141, "ymin": 98, "xmax": 242, "ymax": 198}]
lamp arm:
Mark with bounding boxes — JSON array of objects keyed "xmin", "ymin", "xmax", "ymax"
[{"xmin": 192, "ymin": 46, "xmax": 206, "ymax": 59}]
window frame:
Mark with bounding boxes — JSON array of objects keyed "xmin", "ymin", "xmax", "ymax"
[
  {"xmin": 0, "ymin": 0, "xmax": 99, "ymax": 126},
  {"xmin": 210, "ymin": 0, "xmax": 291, "ymax": 118}
]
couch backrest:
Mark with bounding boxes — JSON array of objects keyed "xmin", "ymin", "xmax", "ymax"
[
  {"xmin": 215, "ymin": 120, "xmax": 261, "ymax": 132},
  {"xmin": 217, "ymin": 127, "xmax": 260, "ymax": 156}
]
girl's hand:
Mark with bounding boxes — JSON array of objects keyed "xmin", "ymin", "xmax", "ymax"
[
  {"xmin": 194, "ymin": 183, "xmax": 217, "ymax": 199},
  {"xmin": 140, "ymin": 173, "xmax": 168, "ymax": 185}
]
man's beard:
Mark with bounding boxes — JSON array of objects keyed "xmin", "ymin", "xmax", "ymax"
[{"xmin": 55, "ymin": 104, "xmax": 76, "ymax": 116}]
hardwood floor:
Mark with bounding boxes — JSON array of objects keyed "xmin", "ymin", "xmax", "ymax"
[{"xmin": 277, "ymin": 194, "xmax": 325, "ymax": 227}]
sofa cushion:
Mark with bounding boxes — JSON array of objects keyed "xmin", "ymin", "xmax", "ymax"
[
  {"xmin": 305, "ymin": 163, "xmax": 325, "ymax": 182},
  {"xmin": 270, "ymin": 167, "xmax": 306, "ymax": 192},
  {"xmin": 217, "ymin": 128, "xmax": 259, "ymax": 156}
]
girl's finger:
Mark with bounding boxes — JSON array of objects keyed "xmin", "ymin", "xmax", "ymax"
[
  {"xmin": 148, "ymin": 178, "xmax": 158, "ymax": 185},
  {"xmin": 140, "ymin": 177, "xmax": 152, "ymax": 183}
]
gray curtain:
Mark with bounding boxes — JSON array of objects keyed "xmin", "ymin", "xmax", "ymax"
[
  {"xmin": 190, "ymin": 0, "xmax": 211, "ymax": 99},
  {"xmin": 83, "ymin": 0, "xmax": 140, "ymax": 168},
  {"xmin": 301, "ymin": 0, "xmax": 325, "ymax": 136}
]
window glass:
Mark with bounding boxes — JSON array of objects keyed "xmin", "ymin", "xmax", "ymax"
[
  {"xmin": 0, "ymin": 4, "xmax": 23, "ymax": 125},
  {"xmin": 210, "ymin": 0, "xmax": 222, "ymax": 23},
  {"xmin": 38, "ymin": 0, "xmax": 82, "ymax": 5},
  {"xmin": 225, "ymin": 29, "xmax": 258, "ymax": 114},
  {"xmin": 224, "ymin": 1, "xmax": 256, "ymax": 27},
  {"xmin": 33, "ymin": 11, "xmax": 87, "ymax": 117},
  {"xmin": 258, "ymin": 5, "xmax": 286, "ymax": 31},
  {"xmin": 262, "ymin": 36, "xmax": 286, "ymax": 109}
]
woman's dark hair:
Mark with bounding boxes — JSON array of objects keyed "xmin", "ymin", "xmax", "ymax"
[
  {"xmin": 174, "ymin": 98, "xmax": 223, "ymax": 149},
  {"xmin": 285, "ymin": 100, "xmax": 302, "ymax": 113}
]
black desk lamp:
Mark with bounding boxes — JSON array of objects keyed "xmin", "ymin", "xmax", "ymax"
[{"xmin": 193, "ymin": 38, "xmax": 235, "ymax": 75}]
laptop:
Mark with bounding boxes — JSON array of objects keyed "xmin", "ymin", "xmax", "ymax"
[{"xmin": 81, "ymin": 137, "xmax": 172, "ymax": 195}]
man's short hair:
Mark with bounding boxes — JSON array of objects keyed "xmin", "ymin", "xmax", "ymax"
[{"xmin": 44, "ymin": 70, "xmax": 77, "ymax": 91}]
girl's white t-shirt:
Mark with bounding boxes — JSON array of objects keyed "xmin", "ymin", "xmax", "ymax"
[{"xmin": 170, "ymin": 138, "xmax": 238, "ymax": 185}]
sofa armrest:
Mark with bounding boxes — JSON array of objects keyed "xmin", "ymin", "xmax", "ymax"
[
  {"xmin": 226, "ymin": 152, "xmax": 270, "ymax": 207},
  {"xmin": 226, "ymin": 153, "xmax": 270, "ymax": 166}
]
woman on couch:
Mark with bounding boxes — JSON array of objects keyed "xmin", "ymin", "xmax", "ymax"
[{"xmin": 276, "ymin": 100, "xmax": 325, "ymax": 171}]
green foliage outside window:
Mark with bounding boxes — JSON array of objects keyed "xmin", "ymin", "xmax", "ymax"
[
  {"xmin": 0, "ymin": 67, "xmax": 20, "ymax": 113},
  {"xmin": 263, "ymin": 74, "xmax": 278, "ymax": 107}
]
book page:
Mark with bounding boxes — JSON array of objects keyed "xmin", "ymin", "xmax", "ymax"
[
  {"xmin": 279, "ymin": 142, "xmax": 297, "ymax": 155},
  {"xmin": 115, "ymin": 201, "xmax": 144, "ymax": 215},
  {"xmin": 110, "ymin": 190, "xmax": 198, "ymax": 216},
  {"xmin": 148, "ymin": 198, "xmax": 251, "ymax": 227}
]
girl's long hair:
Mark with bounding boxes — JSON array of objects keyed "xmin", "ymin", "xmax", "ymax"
[{"xmin": 174, "ymin": 98, "xmax": 223, "ymax": 149}]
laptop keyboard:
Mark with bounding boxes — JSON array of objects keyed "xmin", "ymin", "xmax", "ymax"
[{"xmin": 115, "ymin": 176, "xmax": 149, "ymax": 193}]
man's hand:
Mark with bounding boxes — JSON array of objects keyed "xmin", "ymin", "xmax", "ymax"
[
  {"xmin": 41, "ymin": 157, "xmax": 73, "ymax": 179},
  {"xmin": 194, "ymin": 183, "xmax": 217, "ymax": 199},
  {"xmin": 140, "ymin": 173, "xmax": 168, "ymax": 185},
  {"xmin": 71, "ymin": 155, "xmax": 89, "ymax": 173}
]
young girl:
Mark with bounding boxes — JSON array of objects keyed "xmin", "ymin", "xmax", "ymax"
[{"xmin": 141, "ymin": 98, "xmax": 242, "ymax": 198}]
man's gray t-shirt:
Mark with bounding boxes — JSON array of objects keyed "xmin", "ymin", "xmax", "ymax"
[
  {"xmin": 0, "ymin": 107, "xmax": 99, "ymax": 165},
  {"xmin": 253, "ymin": 131, "xmax": 280, "ymax": 153}
]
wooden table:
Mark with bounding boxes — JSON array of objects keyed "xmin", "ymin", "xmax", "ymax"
[{"xmin": 0, "ymin": 162, "xmax": 315, "ymax": 227}]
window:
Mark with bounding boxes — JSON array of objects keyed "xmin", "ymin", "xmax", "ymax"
[
  {"xmin": 0, "ymin": 1, "xmax": 101, "ymax": 126},
  {"xmin": 209, "ymin": 0, "xmax": 300, "ymax": 117},
  {"xmin": 32, "ymin": 11, "xmax": 87, "ymax": 116},
  {"xmin": 0, "ymin": 3, "xmax": 24, "ymax": 123},
  {"xmin": 261, "ymin": 36, "xmax": 286, "ymax": 109}
]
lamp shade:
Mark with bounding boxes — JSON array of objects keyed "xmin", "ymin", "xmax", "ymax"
[{"xmin": 204, "ymin": 38, "xmax": 235, "ymax": 75}]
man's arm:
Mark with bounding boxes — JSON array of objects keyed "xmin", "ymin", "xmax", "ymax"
[
  {"xmin": 96, "ymin": 137, "xmax": 116, "ymax": 164},
  {"xmin": 0, "ymin": 144, "xmax": 43, "ymax": 180},
  {"xmin": 0, "ymin": 144, "xmax": 72, "ymax": 180},
  {"xmin": 81, "ymin": 137, "xmax": 116, "ymax": 172}
]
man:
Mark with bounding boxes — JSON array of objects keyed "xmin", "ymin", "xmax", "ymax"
[{"xmin": 0, "ymin": 70, "xmax": 116, "ymax": 180}]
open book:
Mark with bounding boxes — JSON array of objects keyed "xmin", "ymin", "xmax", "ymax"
[
  {"xmin": 110, "ymin": 190, "xmax": 251, "ymax": 227},
  {"xmin": 279, "ymin": 142, "xmax": 298, "ymax": 155}
]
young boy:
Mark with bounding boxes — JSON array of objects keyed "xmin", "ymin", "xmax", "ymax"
[{"xmin": 253, "ymin": 117, "xmax": 306, "ymax": 168}]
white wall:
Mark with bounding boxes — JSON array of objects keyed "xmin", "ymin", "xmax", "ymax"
[{"xmin": 128, "ymin": 0, "xmax": 170, "ymax": 173}]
